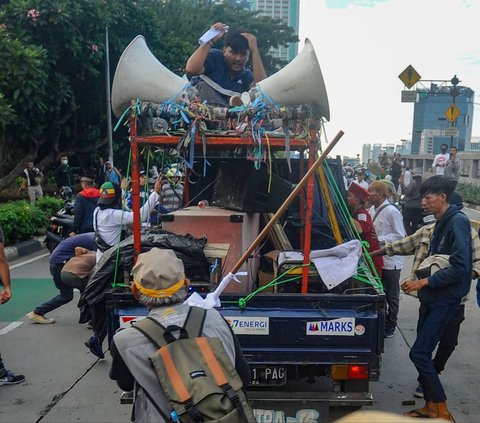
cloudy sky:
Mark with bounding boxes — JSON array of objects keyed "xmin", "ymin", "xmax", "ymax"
[{"xmin": 298, "ymin": 0, "xmax": 480, "ymax": 158}]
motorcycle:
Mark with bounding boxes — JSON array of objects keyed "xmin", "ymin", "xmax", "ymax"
[{"xmin": 45, "ymin": 187, "xmax": 75, "ymax": 253}]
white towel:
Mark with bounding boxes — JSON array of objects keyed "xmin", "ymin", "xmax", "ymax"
[{"xmin": 310, "ymin": 240, "xmax": 362, "ymax": 290}]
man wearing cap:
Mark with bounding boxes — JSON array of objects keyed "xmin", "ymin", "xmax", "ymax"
[
  {"xmin": 368, "ymin": 181, "xmax": 406, "ymax": 338},
  {"xmin": 347, "ymin": 182, "xmax": 383, "ymax": 279},
  {"xmin": 71, "ymin": 177, "xmax": 100, "ymax": 235},
  {"xmin": 109, "ymin": 248, "xmax": 250, "ymax": 422},
  {"xmin": 93, "ymin": 178, "xmax": 162, "ymax": 261}
]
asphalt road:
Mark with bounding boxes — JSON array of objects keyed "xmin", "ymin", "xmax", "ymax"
[{"xmin": 1, "ymin": 248, "xmax": 480, "ymax": 423}]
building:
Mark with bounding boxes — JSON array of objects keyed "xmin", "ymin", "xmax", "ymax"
[
  {"xmin": 411, "ymin": 82, "xmax": 475, "ymax": 154},
  {"xmin": 362, "ymin": 144, "xmax": 371, "ymax": 164},
  {"xmin": 250, "ymin": 0, "xmax": 300, "ymax": 62}
]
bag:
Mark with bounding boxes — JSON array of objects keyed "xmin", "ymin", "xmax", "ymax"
[
  {"xmin": 415, "ymin": 254, "xmax": 450, "ymax": 279},
  {"xmin": 133, "ymin": 307, "xmax": 255, "ymax": 423}
]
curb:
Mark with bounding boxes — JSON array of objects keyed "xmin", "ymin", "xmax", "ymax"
[{"xmin": 5, "ymin": 236, "xmax": 47, "ymax": 262}]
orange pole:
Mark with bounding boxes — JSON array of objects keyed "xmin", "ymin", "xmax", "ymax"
[
  {"xmin": 130, "ymin": 111, "xmax": 142, "ymax": 261},
  {"xmin": 301, "ymin": 125, "xmax": 319, "ymax": 293},
  {"xmin": 299, "ymin": 148, "xmax": 305, "ymax": 248}
]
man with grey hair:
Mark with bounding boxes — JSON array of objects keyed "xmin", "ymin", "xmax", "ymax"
[{"xmin": 109, "ymin": 248, "xmax": 250, "ymax": 422}]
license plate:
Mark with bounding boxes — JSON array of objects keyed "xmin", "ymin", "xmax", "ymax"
[{"xmin": 249, "ymin": 366, "xmax": 286, "ymax": 386}]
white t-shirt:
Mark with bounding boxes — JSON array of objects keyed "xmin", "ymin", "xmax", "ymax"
[
  {"xmin": 354, "ymin": 179, "xmax": 369, "ymax": 190},
  {"xmin": 432, "ymin": 153, "xmax": 450, "ymax": 176}
]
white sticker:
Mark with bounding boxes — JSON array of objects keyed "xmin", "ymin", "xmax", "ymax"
[
  {"xmin": 119, "ymin": 315, "xmax": 146, "ymax": 329},
  {"xmin": 306, "ymin": 318, "xmax": 355, "ymax": 336},
  {"xmin": 355, "ymin": 324, "xmax": 366, "ymax": 336},
  {"xmin": 224, "ymin": 316, "xmax": 269, "ymax": 335},
  {"xmin": 253, "ymin": 408, "xmax": 319, "ymax": 423}
]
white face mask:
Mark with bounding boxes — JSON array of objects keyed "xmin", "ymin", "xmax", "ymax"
[{"xmin": 62, "ymin": 160, "xmax": 68, "ymax": 165}]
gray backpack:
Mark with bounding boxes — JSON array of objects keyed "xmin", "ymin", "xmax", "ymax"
[{"xmin": 133, "ymin": 306, "xmax": 255, "ymax": 422}]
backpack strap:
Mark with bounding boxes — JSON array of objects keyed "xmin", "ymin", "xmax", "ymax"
[
  {"xmin": 183, "ymin": 306, "xmax": 206, "ymax": 338},
  {"xmin": 132, "ymin": 317, "xmax": 167, "ymax": 349},
  {"xmin": 195, "ymin": 337, "xmax": 250, "ymax": 423}
]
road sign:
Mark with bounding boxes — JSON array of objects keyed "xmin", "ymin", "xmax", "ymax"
[
  {"xmin": 398, "ymin": 65, "xmax": 421, "ymax": 89},
  {"xmin": 444, "ymin": 127, "xmax": 459, "ymax": 137},
  {"xmin": 445, "ymin": 104, "xmax": 460, "ymax": 122},
  {"xmin": 401, "ymin": 90, "xmax": 417, "ymax": 102}
]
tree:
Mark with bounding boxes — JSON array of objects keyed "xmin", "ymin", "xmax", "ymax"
[{"xmin": 0, "ymin": 0, "xmax": 297, "ymax": 192}]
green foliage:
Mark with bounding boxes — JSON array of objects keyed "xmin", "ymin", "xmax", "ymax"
[
  {"xmin": 0, "ymin": 200, "xmax": 48, "ymax": 244},
  {"xmin": 457, "ymin": 183, "xmax": 480, "ymax": 206},
  {"xmin": 33, "ymin": 195, "xmax": 63, "ymax": 217}
]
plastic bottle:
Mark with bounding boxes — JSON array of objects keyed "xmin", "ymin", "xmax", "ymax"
[
  {"xmin": 198, "ymin": 200, "xmax": 209, "ymax": 209},
  {"xmin": 170, "ymin": 410, "xmax": 179, "ymax": 422}
]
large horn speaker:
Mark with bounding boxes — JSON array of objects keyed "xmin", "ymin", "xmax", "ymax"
[
  {"xmin": 111, "ymin": 35, "xmax": 186, "ymax": 117},
  {"xmin": 256, "ymin": 38, "xmax": 330, "ymax": 120}
]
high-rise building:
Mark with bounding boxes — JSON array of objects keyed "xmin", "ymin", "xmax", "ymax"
[
  {"xmin": 411, "ymin": 82, "xmax": 475, "ymax": 154},
  {"xmin": 249, "ymin": 0, "xmax": 300, "ymax": 62},
  {"xmin": 362, "ymin": 144, "xmax": 371, "ymax": 164}
]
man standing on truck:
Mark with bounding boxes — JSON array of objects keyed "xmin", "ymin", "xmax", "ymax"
[
  {"xmin": 400, "ymin": 176, "xmax": 471, "ymax": 421},
  {"xmin": 368, "ymin": 181, "xmax": 405, "ymax": 338},
  {"xmin": 186, "ymin": 22, "xmax": 266, "ymax": 105}
]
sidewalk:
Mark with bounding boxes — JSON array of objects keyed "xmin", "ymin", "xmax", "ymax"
[{"xmin": 4, "ymin": 236, "xmax": 47, "ymax": 261}]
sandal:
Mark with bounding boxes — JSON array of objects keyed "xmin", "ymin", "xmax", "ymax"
[{"xmin": 404, "ymin": 409, "xmax": 434, "ymax": 418}]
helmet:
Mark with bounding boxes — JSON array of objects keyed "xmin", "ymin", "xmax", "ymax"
[
  {"xmin": 166, "ymin": 168, "xmax": 182, "ymax": 179},
  {"xmin": 97, "ymin": 182, "xmax": 121, "ymax": 206},
  {"xmin": 60, "ymin": 186, "xmax": 73, "ymax": 200}
]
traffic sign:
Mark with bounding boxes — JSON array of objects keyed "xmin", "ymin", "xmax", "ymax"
[
  {"xmin": 445, "ymin": 104, "xmax": 460, "ymax": 122},
  {"xmin": 444, "ymin": 127, "xmax": 459, "ymax": 137},
  {"xmin": 401, "ymin": 90, "xmax": 417, "ymax": 102},
  {"xmin": 399, "ymin": 65, "xmax": 421, "ymax": 89}
]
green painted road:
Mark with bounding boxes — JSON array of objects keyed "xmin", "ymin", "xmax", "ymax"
[{"xmin": 0, "ymin": 278, "xmax": 57, "ymax": 321}]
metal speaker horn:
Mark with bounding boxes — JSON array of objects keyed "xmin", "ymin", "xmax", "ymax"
[
  {"xmin": 256, "ymin": 38, "xmax": 330, "ymax": 120},
  {"xmin": 111, "ymin": 35, "xmax": 186, "ymax": 117}
]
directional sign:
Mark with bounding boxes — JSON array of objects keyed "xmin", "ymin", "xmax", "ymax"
[
  {"xmin": 398, "ymin": 65, "xmax": 421, "ymax": 89},
  {"xmin": 444, "ymin": 127, "xmax": 459, "ymax": 137},
  {"xmin": 445, "ymin": 104, "xmax": 460, "ymax": 122},
  {"xmin": 401, "ymin": 90, "xmax": 417, "ymax": 102}
]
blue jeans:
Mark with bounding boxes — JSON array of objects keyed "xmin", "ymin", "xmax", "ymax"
[
  {"xmin": 34, "ymin": 263, "xmax": 74, "ymax": 316},
  {"xmin": 410, "ymin": 302, "xmax": 460, "ymax": 402},
  {"xmin": 0, "ymin": 351, "xmax": 5, "ymax": 376}
]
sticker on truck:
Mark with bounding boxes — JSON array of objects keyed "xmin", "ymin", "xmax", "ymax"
[
  {"xmin": 306, "ymin": 317, "xmax": 355, "ymax": 336},
  {"xmin": 224, "ymin": 316, "xmax": 269, "ymax": 335}
]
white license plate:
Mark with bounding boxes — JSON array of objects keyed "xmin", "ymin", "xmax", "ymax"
[{"xmin": 250, "ymin": 366, "xmax": 286, "ymax": 386}]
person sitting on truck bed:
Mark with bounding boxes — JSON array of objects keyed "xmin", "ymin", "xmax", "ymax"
[
  {"xmin": 399, "ymin": 177, "xmax": 471, "ymax": 421},
  {"xmin": 346, "ymin": 182, "xmax": 383, "ymax": 279},
  {"xmin": 109, "ymin": 248, "xmax": 250, "ymax": 422},
  {"xmin": 185, "ymin": 23, "xmax": 266, "ymax": 106},
  {"xmin": 368, "ymin": 181, "xmax": 406, "ymax": 338}
]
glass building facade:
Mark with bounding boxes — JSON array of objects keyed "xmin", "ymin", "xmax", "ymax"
[{"xmin": 411, "ymin": 83, "xmax": 474, "ymax": 154}]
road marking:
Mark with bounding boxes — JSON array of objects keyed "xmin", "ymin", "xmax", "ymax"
[
  {"xmin": 9, "ymin": 252, "xmax": 50, "ymax": 269},
  {"xmin": 0, "ymin": 321, "xmax": 22, "ymax": 335}
]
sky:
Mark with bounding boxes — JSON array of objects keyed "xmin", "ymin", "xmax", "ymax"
[{"xmin": 298, "ymin": 0, "xmax": 480, "ymax": 158}]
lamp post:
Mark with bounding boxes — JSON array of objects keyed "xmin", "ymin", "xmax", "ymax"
[{"xmin": 450, "ymin": 75, "xmax": 460, "ymax": 148}]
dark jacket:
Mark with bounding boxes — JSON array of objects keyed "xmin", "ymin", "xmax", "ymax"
[
  {"xmin": 420, "ymin": 204, "xmax": 472, "ymax": 306},
  {"xmin": 55, "ymin": 164, "xmax": 73, "ymax": 188},
  {"xmin": 403, "ymin": 179, "xmax": 422, "ymax": 209},
  {"xmin": 73, "ymin": 188, "xmax": 100, "ymax": 233}
]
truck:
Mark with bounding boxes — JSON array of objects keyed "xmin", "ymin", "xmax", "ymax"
[{"xmin": 102, "ymin": 35, "xmax": 386, "ymax": 423}]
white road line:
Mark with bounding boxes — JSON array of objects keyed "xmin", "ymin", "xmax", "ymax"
[
  {"xmin": 0, "ymin": 321, "xmax": 23, "ymax": 335},
  {"xmin": 9, "ymin": 252, "xmax": 50, "ymax": 269}
]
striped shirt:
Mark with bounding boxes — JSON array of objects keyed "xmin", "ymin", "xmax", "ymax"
[
  {"xmin": 160, "ymin": 182, "xmax": 184, "ymax": 212},
  {"xmin": 385, "ymin": 223, "xmax": 480, "ymax": 279}
]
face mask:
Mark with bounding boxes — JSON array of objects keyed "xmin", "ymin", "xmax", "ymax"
[{"xmin": 62, "ymin": 160, "xmax": 68, "ymax": 165}]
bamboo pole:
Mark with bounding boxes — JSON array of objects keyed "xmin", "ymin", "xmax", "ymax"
[{"xmin": 230, "ymin": 130, "xmax": 344, "ymax": 274}]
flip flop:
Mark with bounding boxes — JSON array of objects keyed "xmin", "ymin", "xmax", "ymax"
[{"xmin": 404, "ymin": 409, "xmax": 433, "ymax": 418}]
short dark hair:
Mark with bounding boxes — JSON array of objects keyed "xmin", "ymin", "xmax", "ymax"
[
  {"xmin": 420, "ymin": 176, "xmax": 453, "ymax": 200},
  {"xmin": 440, "ymin": 143, "xmax": 449, "ymax": 149},
  {"xmin": 224, "ymin": 28, "xmax": 249, "ymax": 52}
]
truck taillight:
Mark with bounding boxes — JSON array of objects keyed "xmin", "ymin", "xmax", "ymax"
[{"xmin": 331, "ymin": 364, "xmax": 369, "ymax": 380}]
